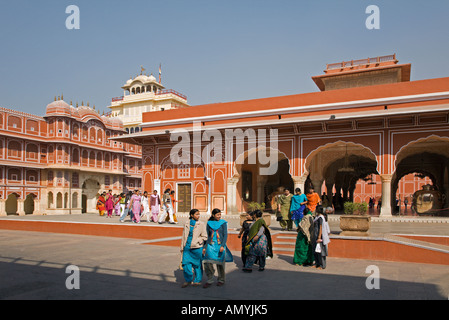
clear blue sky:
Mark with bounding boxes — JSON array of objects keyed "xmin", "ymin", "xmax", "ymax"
[{"xmin": 1, "ymin": 0, "xmax": 449, "ymax": 115}]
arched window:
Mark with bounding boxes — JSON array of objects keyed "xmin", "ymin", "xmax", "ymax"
[
  {"xmin": 48, "ymin": 171, "xmax": 54, "ymax": 185},
  {"xmin": 96, "ymin": 152, "xmax": 102, "ymax": 168},
  {"xmin": 47, "ymin": 192, "xmax": 53, "ymax": 209},
  {"xmin": 72, "ymin": 148, "xmax": 79, "ymax": 164},
  {"xmin": 82, "ymin": 150, "xmax": 88, "ymax": 166},
  {"xmin": 26, "ymin": 143, "xmax": 38, "ymax": 160},
  {"xmin": 8, "ymin": 141, "xmax": 21, "ymax": 158}
]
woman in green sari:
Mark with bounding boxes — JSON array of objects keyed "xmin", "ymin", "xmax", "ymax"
[
  {"xmin": 243, "ymin": 210, "xmax": 273, "ymax": 272},
  {"xmin": 293, "ymin": 207, "xmax": 314, "ymax": 267}
]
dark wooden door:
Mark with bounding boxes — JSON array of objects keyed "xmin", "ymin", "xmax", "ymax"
[{"xmin": 178, "ymin": 184, "xmax": 191, "ymax": 213}]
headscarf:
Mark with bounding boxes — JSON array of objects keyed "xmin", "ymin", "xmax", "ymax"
[
  {"xmin": 298, "ymin": 211, "xmax": 314, "ymax": 243},
  {"xmin": 245, "ymin": 218, "xmax": 273, "ymax": 258}
]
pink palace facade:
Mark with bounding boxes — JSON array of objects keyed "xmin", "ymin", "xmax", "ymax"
[{"xmin": 0, "ymin": 100, "xmax": 142, "ymax": 215}]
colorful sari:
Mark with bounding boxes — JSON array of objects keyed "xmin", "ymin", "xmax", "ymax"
[
  {"xmin": 150, "ymin": 194, "xmax": 160, "ymax": 222},
  {"xmin": 96, "ymin": 195, "xmax": 105, "ymax": 216},
  {"xmin": 293, "ymin": 212, "xmax": 314, "ymax": 266},
  {"xmin": 245, "ymin": 218, "xmax": 273, "ymax": 258},
  {"xmin": 306, "ymin": 192, "xmax": 320, "ymax": 213},
  {"xmin": 130, "ymin": 194, "xmax": 142, "ymax": 223},
  {"xmin": 290, "ymin": 193, "xmax": 307, "ymax": 227}
]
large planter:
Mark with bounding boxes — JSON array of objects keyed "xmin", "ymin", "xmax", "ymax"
[
  {"xmin": 339, "ymin": 215, "xmax": 371, "ymax": 236},
  {"xmin": 239, "ymin": 213, "xmax": 272, "ymax": 227}
]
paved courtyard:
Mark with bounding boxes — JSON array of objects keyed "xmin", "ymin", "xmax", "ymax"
[{"xmin": 0, "ymin": 213, "xmax": 448, "ymax": 302}]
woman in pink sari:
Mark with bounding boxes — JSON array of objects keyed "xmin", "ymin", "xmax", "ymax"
[
  {"xmin": 105, "ymin": 190, "xmax": 114, "ymax": 218},
  {"xmin": 150, "ymin": 190, "xmax": 161, "ymax": 222},
  {"xmin": 129, "ymin": 190, "xmax": 142, "ymax": 223}
]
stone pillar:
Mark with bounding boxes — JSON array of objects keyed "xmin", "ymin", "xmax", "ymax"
[
  {"xmin": 0, "ymin": 200, "xmax": 6, "ymax": 216},
  {"xmin": 311, "ymin": 179, "xmax": 323, "ymax": 194},
  {"xmin": 17, "ymin": 199, "xmax": 25, "ymax": 216},
  {"xmin": 227, "ymin": 177, "xmax": 239, "ymax": 214},
  {"xmin": 33, "ymin": 199, "xmax": 41, "ymax": 215},
  {"xmin": 292, "ymin": 175, "xmax": 307, "ymax": 193},
  {"xmin": 443, "ymin": 166, "xmax": 449, "ymax": 207},
  {"xmin": 380, "ymin": 174, "xmax": 393, "ymax": 217},
  {"xmin": 256, "ymin": 176, "xmax": 267, "ymax": 203},
  {"xmin": 325, "ymin": 181, "xmax": 334, "ymax": 207}
]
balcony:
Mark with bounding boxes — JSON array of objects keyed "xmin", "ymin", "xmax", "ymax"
[
  {"xmin": 326, "ymin": 54, "xmax": 397, "ymax": 72},
  {"xmin": 111, "ymin": 89, "xmax": 187, "ymax": 103}
]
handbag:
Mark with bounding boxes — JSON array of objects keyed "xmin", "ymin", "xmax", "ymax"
[{"xmin": 315, "ymin": 243, "xmax": 322, "ymax": 253}]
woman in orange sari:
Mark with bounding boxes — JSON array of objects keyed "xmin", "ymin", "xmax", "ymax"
[
  {"xmin": 96, "ymin": 192, "xmax": 106, "ymax": 216},
  {"xmin": 306, "ymin": 186, "xmax": 321, "ymax": 214}
]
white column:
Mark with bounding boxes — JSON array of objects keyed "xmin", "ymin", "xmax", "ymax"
[
  {"xmin": 380, "ymin": 174, "xmax": 393, "ymax": 217},
  {"xmin": 292, "ymin": 175, "xmax": 307, "ymax": 193},
  {"xmin": 0, "ymin": 200, "xmax": 6, "ymax": 216},
  {"xmin": 227, "ymin": 177, "xmax": 239, "ymax": 214},
  {"xmin": 33, "ymin": 199, "xmax": 40, "ymax": 215},
  {"xmin": 17, "ymin": 199, "xmax": 25, "ymax": 216}
]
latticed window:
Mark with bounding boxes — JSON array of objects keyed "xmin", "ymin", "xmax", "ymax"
[{"xmin": 178, "ymin": 164, "xmax": 190, "ymax": 178}]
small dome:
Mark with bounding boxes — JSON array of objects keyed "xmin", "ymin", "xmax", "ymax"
[
  {"xmin": 45, "ymin": 100, "xmax": 71, "ymax": 117},
  {"xmin": 78, "ymin": 105, "xmax": 101, "ymax": 122},
  {"xmin": 134, "ymin": 75, "xmax": 149, "ymax": 82},
  {"xmin": 148, "ymin": 74, "xmax": 157, "ymax": 82}
]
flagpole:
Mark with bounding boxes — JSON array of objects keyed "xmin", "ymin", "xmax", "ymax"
[{"xmin": 159, "ymin": 63, "xmax": 162, "ymax": 83}]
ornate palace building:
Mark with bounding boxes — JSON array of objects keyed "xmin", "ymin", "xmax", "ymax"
[
  {"xmin": 107, "ymin": 69, "xmax": 189, "ymax": 133},
  {"xmin": 0, "ymin": 99, "xmax": 142, "ymax": 215},
  {"xmin": 116, "ymin": 54, "xmax": 449, "ymax": 217}
]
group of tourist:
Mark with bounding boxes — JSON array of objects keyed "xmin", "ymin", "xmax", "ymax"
[
  {"xmin": 96, "ymin": 188, "xmax": 179, "ymax": 224},
  {"xmin": 293, "ymin": 205, "xmax": 332, "ymax": 269},
  {"xmin": 275, "ymin": 186, "xmax": 322, "ymax": 231},
  {"xmin": 179, "ymin": 207, "xmax": 274, "ymax": 288},
  {"xmin": 179, "ymin": 196, "xmax": 331, "ymax": 288},
  {"xmin": 275, "ymin": 186, "xmax": 332, "ymax": 269},
  {"xmin": 180, "ymin": 208, "xmax": 234, "ymax": 288}
]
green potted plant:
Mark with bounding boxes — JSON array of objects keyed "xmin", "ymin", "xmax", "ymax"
[{"xmin": 340, "ymin": 201, "xmax": 371, "ymax": 236}]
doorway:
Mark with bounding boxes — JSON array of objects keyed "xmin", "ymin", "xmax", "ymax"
[{"xmin": 177, "ymin": 184, "xmax": 192, "ymax": 213}]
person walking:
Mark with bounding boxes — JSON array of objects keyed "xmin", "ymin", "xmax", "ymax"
[
  {"xmin": 290, "ymin": 188, "xmax": 308, "ymax": 229},
  {"xmin": 306, "ymin": 186, "xmax": 321, "ymax": 215},
  {"xmin": 141, "ymin": 191, "xmax": 151, "ymax": 222},
  {"xmin": 158, "ymin": 189, "xmax": 175, "ymax": 224},
  {"xmin": 293, "ymin": 207, "xmax": 314, "ymax": 267},
  {"xmin": 180, "ymin": 209, "xmax": 208, "ymax": 288},
  {"xmin": 166, "ymin": 190, "xmax": 179, "ymax": 224},
  {"xmin": 150, "ymin": 190, "xmax": 161, "ymax": 223},
  {"xmin": 202, "ymin": 208, "xmax": 233, "ymax": 288},
  {"xmin": 105, "ymin": 190, "xmax": 114, "ymax": 218},
  {"xmin": 114, "ymin": 194, "xmax": 121, "ymax": 216},
  {"xmin": 118, "ymin": 193, "xmax": 126, "ymax": 219},
  {"xmin": 96, "ymin": 192, "xmax": 106, "ymax": 216},
  {"xmin": 238, "ymin": 211, "xmax": 255, "ymax": 266},
  {"xmin": 119, "ymin": 191, "xmax": 133, "ymax": 223},
  {"xmin": 277, "ymin": 188, "xmax": 293, "ymax": 231},
  {"xmin": 242, "ymin": 210, "xmax": 273, "ymax": 273},
  {"xmin": 313, "ymin": 205, "xmax": 331, "ymax": 269},
  {"xmin": 129, "ymin": 190, "xmax": 142, "ymax": 223}
]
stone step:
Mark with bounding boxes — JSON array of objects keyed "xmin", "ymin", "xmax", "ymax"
[{"xmin": 384, "ymin": 234, "xmax": 449, "ymax": 254}]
